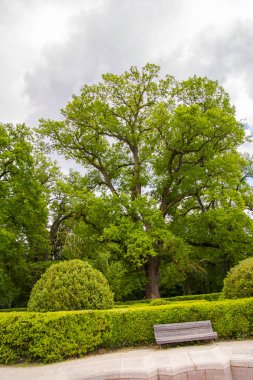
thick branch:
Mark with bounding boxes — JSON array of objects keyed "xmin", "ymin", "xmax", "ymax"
[
  {"xmin": 131, "ymin": 144, "xmax": 141, "ymax": 199},
  {"xmin": 186, "ymin": 241, "xmax": 220, "ymax": 248}
]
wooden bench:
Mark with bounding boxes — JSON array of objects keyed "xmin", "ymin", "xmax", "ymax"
[{"xmin": 154, "ymin": 320, "xmax": 218, "ymax": 346}]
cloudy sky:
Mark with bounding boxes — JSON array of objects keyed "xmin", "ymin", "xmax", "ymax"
[{"xmin": 1, "ymin": 0, "xmax": 253, "ymax": 158}]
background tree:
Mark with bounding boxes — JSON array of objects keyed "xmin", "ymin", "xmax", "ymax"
[
  {"xmin": 39, "ymin": 64, "xmax": 249, "ymax": 299},
  {"xmin": 0, "ymin": 123, "xmax": 51, "ymax": 307}
]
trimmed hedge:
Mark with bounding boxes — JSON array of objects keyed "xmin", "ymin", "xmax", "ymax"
[
  {"xmin": 0, "ymin": 297, "xmax": 252, "ymax": 364},
  {"xmin": 149, "ymin": 293, "xmax": 221, "ymax": 306},
  {"xmin": 164, "ymin": 293, "xmax": 221, "ymax": 302},
  {"xmin": 0, "ymin": 310, "xmax": 110, "ymax": 364},
  {"xmin": 0, "ymin": 308, "xmax": 27, "ymax": 312},
  {"xmin": 116, "ymin": 292, "xmax": 221, "ymax": 307},
  {"xmin": 104, "ymin": 299, "xmax": 253, "ymax": 348}
]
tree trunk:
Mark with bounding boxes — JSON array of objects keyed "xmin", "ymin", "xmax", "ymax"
[
  {"xmin": 184, "ymin": 274, "xmax": 192, "ymax": 295},
  {"xmin": 145, "ymin": 256, "xmax": 160, "ymax": 299}
]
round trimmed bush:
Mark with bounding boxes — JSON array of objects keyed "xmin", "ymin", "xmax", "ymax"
[
  {"xmin": 222, "ymin": 257, "xmax": 253, "ymax": 299},
  {"xmin": 27, "ymin": 259, "xmax": 114, "ymax": 311}
]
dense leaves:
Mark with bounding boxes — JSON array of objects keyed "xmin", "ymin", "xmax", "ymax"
[
  {"xmin": 27, "ymin": 259, "xmax": 114, "ymax": 311},
  {"xmin": 0, "ymin": 123, "xmax": 50, "ymax": 307},
  {"xmin": 222, "ymin": 257, "xmax": 253, "ymax": 299}
]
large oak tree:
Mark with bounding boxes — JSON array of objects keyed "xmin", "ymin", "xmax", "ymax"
[{"xmin": 39, "ymin": 64, "xmax": 248, "ymax": 298}]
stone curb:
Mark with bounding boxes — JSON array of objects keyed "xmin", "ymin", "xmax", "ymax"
[{"xmin": 0, "ymin": 341, "xmax": 253, "ymax": 380}]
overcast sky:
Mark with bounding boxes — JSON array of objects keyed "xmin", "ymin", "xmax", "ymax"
[{"xmin": 1, "ymin": 0, "xmax": 253, "ymax": 162}]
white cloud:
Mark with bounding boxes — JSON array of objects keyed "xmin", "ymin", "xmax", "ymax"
[
  {"xmin": 24, "ymin": 0, "xmax": 188, "ymax": 124},
  {"xmin": 0, "ymin": 0, "xmax": 102, "ymax": 123},
  {"xmin": 1, "ymin": 0, "xmax": 253, "ymax": 155}
]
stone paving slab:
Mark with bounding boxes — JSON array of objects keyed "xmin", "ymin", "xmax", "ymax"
[{"xmin": 0, "ymin": 340, "xmax": 253, "ymax": 380}]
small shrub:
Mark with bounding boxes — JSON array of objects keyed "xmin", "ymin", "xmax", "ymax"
[
  {"xmin": 222, "ymin": 257, "xmax": 253, "ymax": 299},
  {"xmin": 27, "ymin": 260, "xmax": 114, "ymax": 312}
]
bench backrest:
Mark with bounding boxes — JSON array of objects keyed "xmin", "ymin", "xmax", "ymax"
[{"xmin": 154, "ymin": 320, "xmax": 214, "ymax": 339}]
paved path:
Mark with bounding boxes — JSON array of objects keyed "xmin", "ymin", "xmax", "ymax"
[{"xmin": 0, "ymin": 340, "xmax": 253, "ymax": 379}]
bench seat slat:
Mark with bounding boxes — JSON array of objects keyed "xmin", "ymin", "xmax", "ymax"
[
  {"xmin": 156, "ymin": 332, "xmax": 218, "ymax": 344},
  {"xmin": 155, "ymin": 327, "xmax": 213, "ymax": 337}
]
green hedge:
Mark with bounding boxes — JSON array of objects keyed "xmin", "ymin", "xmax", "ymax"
[
  {"xmin": 0, "ymin": 310, "xmax": 110, "ymax": 364},
  {"xmin": 104, "ymin": 299, "xmax": 252, "ymax": 348},
  {"xmin": 116, "ymin": 292, "xmax": 221, "ymax": 307},
  {"xmin": 149, "ymin": 293, "xmax": 221, "ymax": 306},
  {"xmin": 0, "ymin": 308, "xmax": 27, "ymax": 312},
  {"xmin": 164, "ymin": 292, "xmax": 221, "ymax": 302},
  {"xmin": 0, "ymin": 297, "xmax": 252, "ymax": 364}
]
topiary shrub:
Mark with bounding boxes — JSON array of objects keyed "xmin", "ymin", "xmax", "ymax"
[
  {"xmin": 27, "ymin": 259, "xmax": 114, "ymax": 311},
  {"xmin": 222, "ymin": 257, "xmax": 253, "ymax": 299}
]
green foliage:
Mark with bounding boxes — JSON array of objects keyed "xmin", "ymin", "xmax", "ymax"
[
  {"xmin": 38, "ymin": 64, "xmax": 251, "ymax": 299},
  {"xmin": 116, "ymin": 292, "xmax": 221, "ymax": 307},
  {"xmin": 149, "ymin": 299, "xmax": 209, "ymax": 306},
  {"xmin": 0, "ymin": 308, "xmax": 27, "ymax": 312},
  {"xmin": 0, "ymin": 311, "xmax": 110, "ymax": 364},
  {"xmin": 28, "ymin": 260, "xmax": 114, "ymax": 312},
  {"xmin": 149, "ymin": 293, "xmax": 221, "ymax": 306},
  {"xmin": 222, "ymin": 257, "xmax": 253, "ymax": 299},
  {"xmin": 159, "ymin": 261, "xmax": 187, "ymax": 296},
  {"xmin": 171, "ymin": 207, "xmax": 253, "ymax": 294},
  {"xmin": 167, "ymin": 293, "xmax": 221, "ymax": 302},
  {"xmin": 0, "ymin": 123, "xmax": 52, "ymax": 308},
  {"xmin": 0, "ymin": 297, "xmax": 253, "ymax": 363},
  {"xmin": 103, "ymin": 261, "xmax": 147, "ymax": 301}
]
